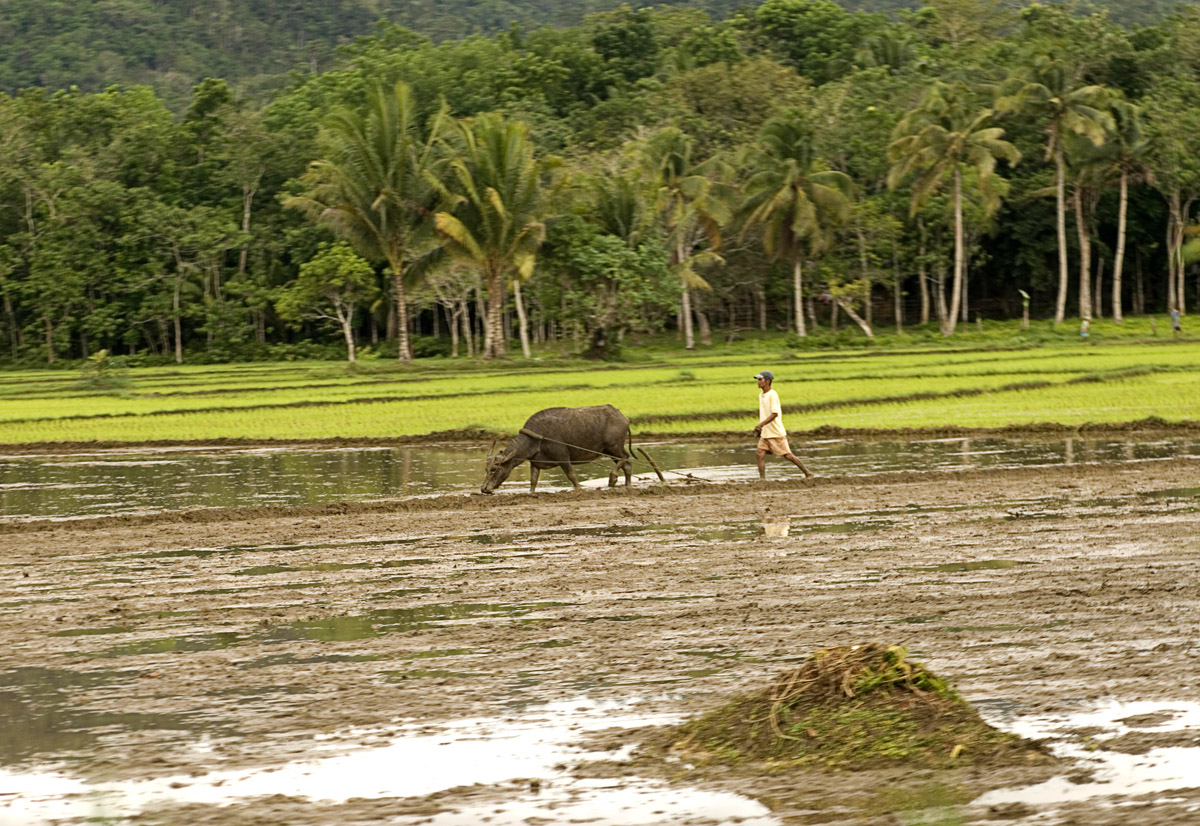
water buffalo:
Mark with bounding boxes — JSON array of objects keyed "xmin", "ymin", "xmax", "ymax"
[{"xmin": 482, "ymin": 405, "xmax": 645, "ymax": 494}]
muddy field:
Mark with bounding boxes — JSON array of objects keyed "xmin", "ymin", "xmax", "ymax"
[{"xmin": 4, "ymin": 453, "xmax": 1200, "ymax": 824}]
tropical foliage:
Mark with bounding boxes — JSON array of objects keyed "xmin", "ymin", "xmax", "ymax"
[{"xmin": 0, "ymin": 1, "xmax": 1198, "ymax": 367}]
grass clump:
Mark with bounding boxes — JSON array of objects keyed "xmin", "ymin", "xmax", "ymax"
[{"xmin": 669, "ymin": 643, "xmax": 1041, "ymax": 771}]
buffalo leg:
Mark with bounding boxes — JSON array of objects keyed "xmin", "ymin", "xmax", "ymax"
[
  {"xmin": 608, "ymin": 460, "xmax": 619, "ymax": 487},
  {"xmin": 530, "ymin": 466, "xmax": 540, "ymax": 493},
  {"xmin": 561, "ymin": 462, "xmax": 581, "ymax": 488}
]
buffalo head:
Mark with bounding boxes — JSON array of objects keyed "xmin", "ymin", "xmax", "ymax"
[{"xmin": 481, "ymin": 446, "xmax": 521, "ymax": 494}]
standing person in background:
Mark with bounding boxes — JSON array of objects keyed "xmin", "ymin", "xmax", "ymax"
[{"xmin": 754, "ymin": 370, "xmax": 813, "ymax": 480}]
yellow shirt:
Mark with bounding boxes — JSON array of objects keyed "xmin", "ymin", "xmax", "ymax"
[{"xmin": 759, "ymin": 388, "xmax": 785, "ymax": 438}]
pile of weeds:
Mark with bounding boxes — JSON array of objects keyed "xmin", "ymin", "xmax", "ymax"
[{"xmin": 667, "ymin": 643, "xmax": 1044, "ymax": 771}]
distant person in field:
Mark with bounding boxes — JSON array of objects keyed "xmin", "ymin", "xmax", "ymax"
[
  {"xmin": 754, "ymin": 370, "xmax": 813, "ymax": 480},
  {"xmin": 1171, "ymin": 308, "xmax": 1182, "ymax": 336}
]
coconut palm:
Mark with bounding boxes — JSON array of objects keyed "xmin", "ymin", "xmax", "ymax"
[
  {"xmin": 888, "ymin": 81, "xmax": 1020, "ymax": 335},
  {"xmin": 588, "ymin": 170, "xmax": 652, "ymax": 248},
  {"xmin": 285, "ymin": 81, "xmax": 443, "ymax": 363},
  {"xmin": 1099, "ymin": 100, "xmax": 1153, "ymax": 322},
  {"xmin": 740, "ymin": 110, "xmax": 854, "ymax": 338},
  {"xmin": 433, "ymin": 112, "xmax": 547, "ymax": 359},
  {"xmin": 640, "ymin": 128, "xmax": 733, "ymax": 350},
  {"xmin": 997, "ymin": 57, "xmax": 1113, "ymax": 325}
]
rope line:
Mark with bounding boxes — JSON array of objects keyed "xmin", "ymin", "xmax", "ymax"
[{"xmin": 509, "ymin": 429, "xmax": 708, "ymax": 484}]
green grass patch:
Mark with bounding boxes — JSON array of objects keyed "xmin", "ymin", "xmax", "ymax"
[
  {"xmin": 0, "ymin": 332, "xmax": 1197, "ymax": 443},
  {"xmin": 664, "ymin": 643, "xmax": 1045, "ymax": 771}
]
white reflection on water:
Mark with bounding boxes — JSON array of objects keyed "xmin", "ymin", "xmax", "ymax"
[
  {"xmin": 0, "ymin": 699, "xmax": 778, "ymax": 826},
  {"xmin": 976, "ymin": 700, "xmax": 1200, "ymax": 810}
]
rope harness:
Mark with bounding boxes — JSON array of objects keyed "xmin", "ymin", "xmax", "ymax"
[{"xmin": 512, "ymin": 428, "xmax": 707, "ymax": 484}]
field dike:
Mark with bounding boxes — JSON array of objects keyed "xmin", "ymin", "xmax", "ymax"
[{"xmin": 659, "ymin": 644, "xmax": 1051, "ymax": 772}]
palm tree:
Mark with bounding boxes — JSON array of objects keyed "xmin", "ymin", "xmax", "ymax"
[
  {"xmin": 888, "ymin": 81, "xmax": 1020, "ymax": 335},
  {"xmin": 589, "ymin": 171, "xmax": 652, "ymax": 248},
  {"xmin": 740, "ymin": 110, "xmax": 854, "ymax": 338},
  {"xmin": 997, "ymin": 57, "xmax": 1112, "ymax": 325},
  {"xmin": 1100, "ymin": 100, "xmax": 1153, "ymax": 323},
  {"xmin": 640, "ymin": 128, "xmax": 733, "ymax": 350},
  {"xmin": 433, "ymin": 112, "xmax": 547, "ymax": 359},
  {"xmin": 285, "ymin": 81, "xmax": 443, "ymax": 363}
]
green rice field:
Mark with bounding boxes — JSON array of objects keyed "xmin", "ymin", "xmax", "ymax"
[{"xmin": 1, "ymin": 335, "xmax": 1197, "ymax": 444}]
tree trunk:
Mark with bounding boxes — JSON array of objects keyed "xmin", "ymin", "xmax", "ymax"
[
  {"xmin": 3, "ymin": 290, "xmax": 18, "ymax": 356},
  {"xmin": 1181, "ymin": 197, "xmax": 1195, "ymax": 315},
  {"xmin": 893, "ymin": 240, "xmax": 902, "ymax": 334},
  {"xmin": 238, "ymin": 185, "xmax": 255, "ymax": 275},
  {"xmin": 1053, "ymin": 143, "xmax": 1069, "ymax": 326},
  {"xmin": 916, "ymin": 218, "xmax": 930, "ymax": 326},
  {"xmin": 834, "ymin": 298, "xmax": 873, "ymax": 339},
  {"xmin": 462, "ymin": 299, "xmax": 474, "ymax": 357},
  {"xmin": 1135, "ymin": 249, "xmax": 1144, "ymax": 316},
  {"xmin": 792, "ymin": 257, "xmax": 806, "ymax": 337},
  {"xmin": 1112, "ymin": 168, "xmax": 1128, "ymax": 323},
  {"xmin": 43, "ymin": 315, "xmax": 55, "ymax": 364},
  {"xmin": 173, "ymin": 276, "xmax": 183, "ymax": 364},
  {"xmin": 513, "ymin": 277, "xmax": 532, "ymax": 358},
  {"xmin": 961, "ymin": 258, "xmax": 969, "ymax": 324},
  {"xmin": 393, "ymin": 267, "xmax": 412, "ymax": 362},
  {"xmin": 1093, "ymin": 253, "xmax": 1104, "ymax": 319},
  {"xmin": 1167, "ymin": 190, "xmax": 1181, "ymax": 313},
  {"xmin": 483, "ymin": 269, "xmax": 506, "ymax": 359},
  {"xmin": 754, "ymin": 286, "xmax": 766, "ymax": 331},
  {"xmin": 697, "ymin": 310, "xmax": 712, "ymax": 346},
  {"xmin": 1074, "ymin": 186, "xmax": 1091, "ymax": 322},
  {"xmin": 944, "ymin": 166, "xmax": 964, "ymax": 335},
  {"xmin": 341, "ymin": 312, "xmax": 356, "ymax": 363}
]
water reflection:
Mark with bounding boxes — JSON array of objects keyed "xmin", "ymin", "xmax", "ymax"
[
  {"xmin": 0, "ymin": 667, "xmax": 207, "ymax": 764},
  {"xmin": 2, "ymin": 436, "xmax": 1198, "ymax": 520},
  {"xmin": 763, "ymin": 517, "xmax": 790, "ymax": 537},
  {"xmin": 0, "ymin": 699, "xmax": 779, "ymax": 825}
]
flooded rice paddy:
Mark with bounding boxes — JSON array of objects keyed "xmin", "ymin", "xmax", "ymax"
[
  {"xmin": 2, "ymin": 435, "xmax": 1199, "ymax": 520},
  {"xmin": 2, "ymin": 445, "xmax": 1200, "ymax": 824}
]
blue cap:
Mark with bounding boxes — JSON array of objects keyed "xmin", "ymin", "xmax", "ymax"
[{"xmin": 754, "ymin": 370, "xmax": 774, "ymax": 381}]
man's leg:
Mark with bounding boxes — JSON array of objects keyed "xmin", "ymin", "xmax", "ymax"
[
  {"xmin": 757, "ymin": 448, "xmax": 768, "ymax": 480},
  {"xmin": 784, "ymin": 452, "xmax": 813, "ymax": 478}
]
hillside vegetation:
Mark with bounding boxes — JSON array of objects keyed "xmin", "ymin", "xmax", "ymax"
[
  {"xmin": 0, "ymin": 0, "xmax": 1186, "ymax": 104},
  {"xmin": 2, "ymin": 0, "xmax": 1200, "ymax": 370}
]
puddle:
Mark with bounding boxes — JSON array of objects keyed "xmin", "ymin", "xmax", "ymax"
[
  {"xmin": 976, "ymin": 699, "xmax": 1200, "ymax": 811},
  {"xmin": 93, "ymin": 632, "xmax": 245, "ymax": 658},
  {"xmin": 0, "ymin": 698, "xmax": 779, "ymax": 825},
  {"xmin": 1142, "ymin": 487, "xmax": 1200, "ymax": 499},
  {"xmin": 763, "ymin": 517, "xmax": 790, "ymax": 537},
  {"xmin": 92, "ymin": 603, "xmax": 573, "ymax": 656},
  {"xmin": 0, "ymin": 667, "xmax": 214, "ymax": 765},
  {"xmin": 905, "ymin": 560, "xmax": 1031, "ymax": 574},
  {"xmin": 5, "ymin": 436, "xmax": 1199, "ymax": 520},
  {"xmin": 48, "ymin": 626, "xmax": 136, "ymax": 638},
  {"xmin": 237, "ymin": 653, "xmax": 391, "ymax": 670},
  {"xmin": 266, "ymin": 602, "xmax": 572, "ymax": 642}
]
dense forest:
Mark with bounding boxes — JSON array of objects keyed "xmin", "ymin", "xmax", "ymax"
[
  {"xmin": 1, "ymin": 0, "xmax": 1200, "ymax": 365},
  {"xmin": 0, "ymin": 0, "xmax": 1185, "ymax": 106}
]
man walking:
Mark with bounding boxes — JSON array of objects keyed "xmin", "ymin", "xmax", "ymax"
[{"xmin": 754, "ymin": 370, "xmax": 812, "ymax": 480}]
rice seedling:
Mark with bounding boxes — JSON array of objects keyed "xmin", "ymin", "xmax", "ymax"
[{"xmin": 0, "ymin": 340, "xmax": 1196, "ymax": 443}]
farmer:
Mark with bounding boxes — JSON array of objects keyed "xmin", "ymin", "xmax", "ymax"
[{"xmin": 754, "ymin": 370, "xmax": 812, "ymax": 480}]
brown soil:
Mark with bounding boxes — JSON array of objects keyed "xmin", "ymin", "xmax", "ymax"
[{"xmin": 3, "ymin": 457, "xmax": 1200, "ymax": 824}]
